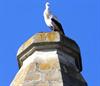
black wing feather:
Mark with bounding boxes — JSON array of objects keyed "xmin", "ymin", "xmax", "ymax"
[{"xmin": 51, "ymin": 18, "xmax": 65, "ymax": 35}]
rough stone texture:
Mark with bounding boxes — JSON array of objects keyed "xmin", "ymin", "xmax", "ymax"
[
  {"xmin": 10, "ymin": 32, "xmax": 87, "ymax": 86},
  {"xmin": 11, "ymin": 50, "xmax": 63, "ymax": 86},
  {"xmin": 17, "ymin": 32, "xmax": 82, "ymax": 71}
]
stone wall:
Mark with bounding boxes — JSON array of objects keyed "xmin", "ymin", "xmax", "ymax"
[
  {"xmin": 10, "ymin": 50, "xmax": 63, "ymax": 86},
  {"xmin": 10, "ymin": 32, "xmax": 87, "ymax": 86}
]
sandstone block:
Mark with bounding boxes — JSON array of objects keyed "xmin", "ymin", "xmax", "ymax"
[
  {"xmin": 25, "ymin": 72, "xmax": 41, "ymax": 81},
  {"xmin": 45, "ymin": 70, "xmax": 62, "ymax": 81},
  {"xmin": 38, "ymin": 57, "xmax": 60, "ymax": 72}
]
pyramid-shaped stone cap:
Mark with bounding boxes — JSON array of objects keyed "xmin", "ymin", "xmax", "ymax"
[{"xmin": 17, "ymin": 32, "xmax": 82, "ymax": 72}]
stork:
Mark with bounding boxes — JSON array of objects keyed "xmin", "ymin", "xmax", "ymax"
[{"xmin": 43, "ymin": 2, "xmax": 65, "ymax": 35}]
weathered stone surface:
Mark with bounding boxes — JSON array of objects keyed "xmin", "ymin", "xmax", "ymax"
[
  {"xmin": 34, "ymin": 82, "xmax": 49, "ymax": 86},
  {"xmin": 11, "ymin": 50, "xmax": 63, "ymax": 86},
  {"xmin": 17, "ymin": 32, "xmax": 60, "ymax": 56},
  {"xmin": 11, "ymin": 32, "xmax": 87, "ymax": 86},
  {"xmin": 45, "ymin": 70, "xmax": 62, "ymax": 81},
  {"xmin": 50, "ymin": 81, "xmax": 63, "ymax": 86},
  {"xmin": 25, "ymin": 72, "xmax": 41, "ymax": 81},
  {"xmin": 38, "ymin": 56, "xmax": 60, "ymax": 72},
  {"xmin": 17, "ymin": 32, "xmax": 82, "ymax": 72}
]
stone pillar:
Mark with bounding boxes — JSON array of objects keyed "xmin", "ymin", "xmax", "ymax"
[{"xmin": 10, "ymin": 32, "xmax": 87, "ymax": 86}]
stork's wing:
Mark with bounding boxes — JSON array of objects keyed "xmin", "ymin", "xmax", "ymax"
[
  {"xmin": 50, "ymin": 14, "xmax": 58, "ymax": 21},
  {"xmin": 51, "ymin": 17, "xmax": 65, "ymax": 35}
]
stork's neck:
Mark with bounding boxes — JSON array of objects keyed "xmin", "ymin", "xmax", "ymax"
[
  {"xmin": 45, "ymin": 5, "xmax": 51, "ymax": 14},
  {"xmin": 44, "ymin": 4, "xmax": 51, "ymax": 19},
  {"xmin": 46, "ymin": 6, "xmax": 49, "ymax": 11}
]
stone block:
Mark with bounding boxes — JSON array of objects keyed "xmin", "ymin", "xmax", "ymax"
[
  {"xmin": 34, "ymin": 82, "xmax": 49, "ymax": 86},
  {"xmin": 45, "ymin": 70, "xmax": 62, "ymax": 81},
  {"xmin": 25, "ymin": 72, "xmax": 41, "ymax": 81},
  {"xmin": 50, "ymin": 81, "xmax": 63, "ymax": 86},
  {"xmin": 38, "ymin": 57, "xmax": 60, "ymax": 72}
]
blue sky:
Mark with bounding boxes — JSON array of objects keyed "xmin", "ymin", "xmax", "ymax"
[{"xmin": 0, "ymin": 0, "xmax": 100, "ymax": 86}]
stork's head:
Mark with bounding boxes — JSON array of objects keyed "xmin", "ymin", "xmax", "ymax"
[{"xmin": 45, "ymin": 2, "xmax": 50, "ymax": 8}]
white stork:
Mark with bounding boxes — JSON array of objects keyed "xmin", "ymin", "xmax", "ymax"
[{"xmin": 43, "ymin": 2, "xmax": 65, "ymax": 35}]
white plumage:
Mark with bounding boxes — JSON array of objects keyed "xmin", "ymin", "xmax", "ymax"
[{"xmin": 43, "ymin": 2, "xmax": 65, "ymax": 35}]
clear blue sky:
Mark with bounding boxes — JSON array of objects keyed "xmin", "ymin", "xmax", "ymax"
[{"xmin": 0, "ymin": 0, "xmax": 99, "ymax": 86}]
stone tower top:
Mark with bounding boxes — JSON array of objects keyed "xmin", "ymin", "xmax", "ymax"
[
  {"xmin": 17, "ymin": 32, "xmax": 82, "ymax": 72},
  {"xmin": 11, "ymin": 32, "xmax": 87, "ymax": 86}
]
